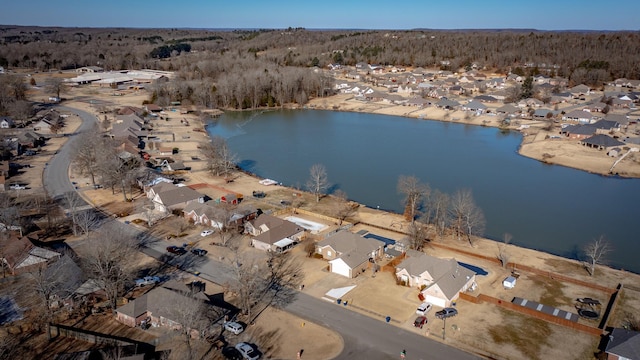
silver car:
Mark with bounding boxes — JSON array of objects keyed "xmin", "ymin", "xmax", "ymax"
[{"xmin": 224, "ymin": 321, "xmax": 244, "ymax": 335}]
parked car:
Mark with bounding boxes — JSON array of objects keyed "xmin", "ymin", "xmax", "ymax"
[
  {"xmin": 221, "ymin": 346, "xmax": 243, "ymax": 360},
  {"xmin": 201, "ymin": 229, "xmax": 215, "ymax": 237},
  {"xmin": 224, "ymin": 321, "xmax": 244, "ymax": 335},
  {"xmin": 435, "ymin": 307, "xmax": 458, "ymax": 319},
  {"xmin": 413, "ymin": 316, "xmax": 427, "ymax": 329},
  {"xmin": 9, "ymin": 184, "xmax": 26, "ymax": 190},
  {"xmin": 191, "ymin": 248, "xmax": 208, "ymax": 256},
  {"xmin": 416, "ymin": 302, "xmax": 432, "ymax": 316},
  {"xmin": 134, "ymin": 276, "xmax": 161, "ymax": 287},
  {"xmin": 166, "ymin": 246, "xmax": 187, "ymax": 255},
  {"xmin": 235, "ymin": 342, "xmax": 260, "ymax": 360}
]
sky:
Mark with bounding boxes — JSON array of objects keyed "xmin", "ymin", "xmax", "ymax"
[{"xmin": 1, "ymin": 0, "xmax": 638, "ymax": 31}]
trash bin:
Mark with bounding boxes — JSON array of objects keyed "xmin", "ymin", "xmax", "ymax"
[
  {"xmin": 343, "ymin": 301, "xmax": 348, "ymax": 306},
  {"xmin": 337, "ymin": 299, "xmax": 342, "ymax": 305},
  {"xmin": 385, "ymin": 316, "xmax": 391, "ymax": 323}
]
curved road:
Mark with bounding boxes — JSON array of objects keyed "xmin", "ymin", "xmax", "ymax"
[
  {"xmin": 45, "ymin": 105, "xmax": 481, "ymax": 360},
  {"xmin": 43, "ymin": 105, "xmax": 99, "ymax": 200}
]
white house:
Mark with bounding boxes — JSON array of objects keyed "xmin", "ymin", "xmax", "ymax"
[{"xmin": 395, "ymin": 251, "xmax": 476, "ymax": 307}]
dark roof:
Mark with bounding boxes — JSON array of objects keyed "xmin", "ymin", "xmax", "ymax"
[
  {"xmin": 581, "ymin": 134, "xmax": 625, "ymax": 148},
  {"xmin": 605, "ymin": 328, "xmax": 640, "ymax": 359}
]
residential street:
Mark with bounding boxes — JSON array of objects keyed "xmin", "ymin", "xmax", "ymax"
[{"xmin": 44, "ymin": 105, "xmax": 481, "ymax": 360}]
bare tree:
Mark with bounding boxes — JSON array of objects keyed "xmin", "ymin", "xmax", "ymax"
[
  {"xmin": 497, "ymin": 233, "xmax": 512, "ymax": 268},
  {"xmin": 167, "ymin": 296, "xmax": 209, "ymax": 360},
  {"xmin": 28, "ymin": 254, "xmax": 82, "ymax": 338},
  {"xmin": 306, "ymin": 163, "xmax": 329, "ymax": 203},
  {"xmin": 397, "ymin": 175, "xmax": 430, "ymax": 223},
  {"xmin": 210, "ymin": 203, "xmax": 238, "ymax": 247},
  {"xmin": 98, "ymin": 147, "xmax": 143, "ymax": 201},
  {"xmin": 407, "ymin": 221, "xmax": 429, "ymax": 251},
  {"xmin": 0, "ymin": 193, "xmax": 22, "ymax": 236},
  {"xmin": 200, "ymin": 136, "xmax": 238, "ymax": 177},
  {"xmin": 583, "ymin": 235, "xmax": 612, "ymax": 277},
  {"xmin": 230, "ymin": 255, "xmax": 267, "ymax": 321},
  {"xmin": 76, "ymin": 209, "xmax": 101, "ymax": 236},
  {"xmin": 44, "ymin": 77, "xmax": 67, "ymax": 99},
  {"xmin": 332, "ymin": 189, "xmax": 357, "ymax": 225},
  {"xmin": 63, "ymin": 191, "xmax": 84, "ymax": 236},
  {"xmin": 80, "ymin": 222, "xmax": 138, "ymax": 311},
  {"xmin": 263, "ymin": 252, "xmax": 304, "ymax": 310},
  {"xmin": 427, "ymin": 190, "xmax": 450, "ymax": 239},
  {"xmin": 231, "ymin": 250, "xmax": 303, "ymax": 324},
  {"xmin": 448, "ymin": 189, "xmax": 485, "ymax": 246},
  {"xmin": 72, "ymin": 127, "xmax": 105, "ymax": 186}
]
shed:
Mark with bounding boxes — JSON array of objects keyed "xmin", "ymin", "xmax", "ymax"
[
  {"xmin": 221, "ymin": 194, "xmax": 238, "ymax": 205},
  {"xmin": 503, "ymin": 276, "xmax": 517, "ymax": 289}
]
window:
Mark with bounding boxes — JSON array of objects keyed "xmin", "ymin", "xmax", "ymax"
[{"xmin": 327, "ymin": 251, "xmax": 332, "ymax": 257}]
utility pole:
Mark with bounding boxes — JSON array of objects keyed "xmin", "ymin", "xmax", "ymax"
[{"xmin": 442, "ymin": 316, "xmax": 447, "ymax": 340}]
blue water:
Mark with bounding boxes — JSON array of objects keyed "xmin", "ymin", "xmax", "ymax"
[{"xmin": 206, "ymin": 109, "xmax": 640, "ymax": 273}]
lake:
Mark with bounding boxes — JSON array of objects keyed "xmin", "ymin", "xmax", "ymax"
[{"xmin": 206, "ymin": 109, "xmax": 640, "ymax": 273}]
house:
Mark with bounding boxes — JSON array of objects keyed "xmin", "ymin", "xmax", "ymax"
[
  {"xmin": 151, "ymin": 184, "xmax": 204, "ymax": 213},
  {"xmin": 580, "ymin": 134, "xmax": 625, "ymax": 150},
  {"xmin": 75, "ymin": 66, "xmax": 104, "ymax": 73},
  {"xmin": 604, "ymin": 328, "xmax": 640, "ymax": 360},
  {"xmin": 435, "ymin": 98, "xmax": 460, "ymax": 110},
  {"xmin": 496, "ymin": 104, "xmax": 520, "ymax": 116},
  {"xmin": 159, "ymin": 160, "xmax": 189, "ymax": 172},
  {"xmin": 144, "ymin": 178, "xmax": 175, "ymax": 198},
  {"xmin": 0, "ymin": 116, "xmax": 15, "ymax": 129},
  {"xmin": 144, "ymin": 104, "xmax": 163, "ymax": 113},
  {"xmin": 463, "ymin": 100, "xmax": 487, "ymax": 113},
  {"xmin": 473, "ymin": 95, "xmax": 498, "ymax": 103},
  {"xmin": 563, "ymin": 110, "xmax": 596, "ymax": 124},
  {"xmin": 0, "ymin": 232, "xmax": 61, "ymax": 275},
  {"xmin": 395, "ymin": 251, "xmax": 476, "ymax": 307},
  {"xmin": 533, "ymin": 109, "xmax": 554, "ymax": 119},
  {"xmin": 315, "ymin": 231, "xmax": 385, "ymax": 278},
  {"xmin": 570, "ymin": 84, "xmax": 591, "ymax": 97},
  {"xmin": 246, "ymin": 214, "xmax": 305, "ymax": 253},
  {"xmin": 116, "ymin": 280, "xmax": 226, "ymax": 333},
  {"xmin": 184, "ymin": 201, "xmax": 257, "ymax": 228}
]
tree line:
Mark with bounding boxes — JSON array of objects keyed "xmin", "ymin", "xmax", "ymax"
[{"xmin": 2, "ymin": 26, "xmax": 639, "ymax": 84}]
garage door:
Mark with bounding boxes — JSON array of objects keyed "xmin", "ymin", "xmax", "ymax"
[
  {"xmin": 329, "ymin": 259, "xmax": 351, "ymax": 278},
  {"xmin": 425, "ymin": 295, "xmax": 446, "ymax": 308}
]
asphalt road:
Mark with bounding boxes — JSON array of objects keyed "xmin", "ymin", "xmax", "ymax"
[
  {"xmin": 44, "ymin": 105, "xmax": 481, "ymax": 360},
  {"xmin": 43, "ymin": 105, "xmax": 99, "ymax": 201}
]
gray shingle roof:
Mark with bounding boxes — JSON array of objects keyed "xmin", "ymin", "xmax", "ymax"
[{"xmin": 605, "ymin": 328, "xmax": 640, "ymax": 359}]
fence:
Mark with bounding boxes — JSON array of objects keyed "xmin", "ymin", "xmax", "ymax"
[
  {"xmin": 459, "ymin": 293, "xmax": 603, "ymax": 336},
  {"xmin": 49, "ymin": 323, "xmax": 157, "ymax": 348}
]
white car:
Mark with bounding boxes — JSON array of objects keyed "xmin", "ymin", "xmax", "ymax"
[
  {"xmin": 416, "ymin": 302, "xmax": 433, "ymax": 316},
  {"xmin": 9, "ymin": 184, "xmax": 26, "ymax": 190},
  {"xmin": 235, "ymin": 342, "xmax": 260, "ymax": 360},
  {"xmin": 224, "ymin": 321, "xmax": 244, "ymax": 335},
  {"xmin": 134, "ymin": 276, "xmax": 161, "ymax": 287},
  {"xmin": 200, "ymin": 229, "xmax": 215, "ymax": 237}
]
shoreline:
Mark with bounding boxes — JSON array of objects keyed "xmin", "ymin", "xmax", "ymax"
[
  {"xmin": 305, "ymin": 94, "xmax": 640, "ymax": 179},
  {"xmin": 56, "ymin": 87, "xmax": 639, "ymax": 277}
]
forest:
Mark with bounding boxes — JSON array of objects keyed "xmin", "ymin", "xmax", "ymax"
[{"xmin": 1, "ymin": 25, "xmax": 640, "ymax": 111}]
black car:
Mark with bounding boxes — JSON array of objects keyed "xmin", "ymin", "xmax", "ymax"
[
  {"xmin": 221, "ymin": 346, "xmax": 243, "ymax": 360},
  {"xmin": 166, "ymin": 246, "xmax": 187, "ymax": 255},
  {"xmin": 435, "ymin": 307, "xmax": 458, "ymax": 319},
  {"xmin": 191, "ymin": 248, "xmax": 208, "ymax": 256}
]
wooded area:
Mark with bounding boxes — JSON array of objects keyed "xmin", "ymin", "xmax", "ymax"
[{"xmin": 1, "ymin": 26, "xmax": 639, "ymax": 113}]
